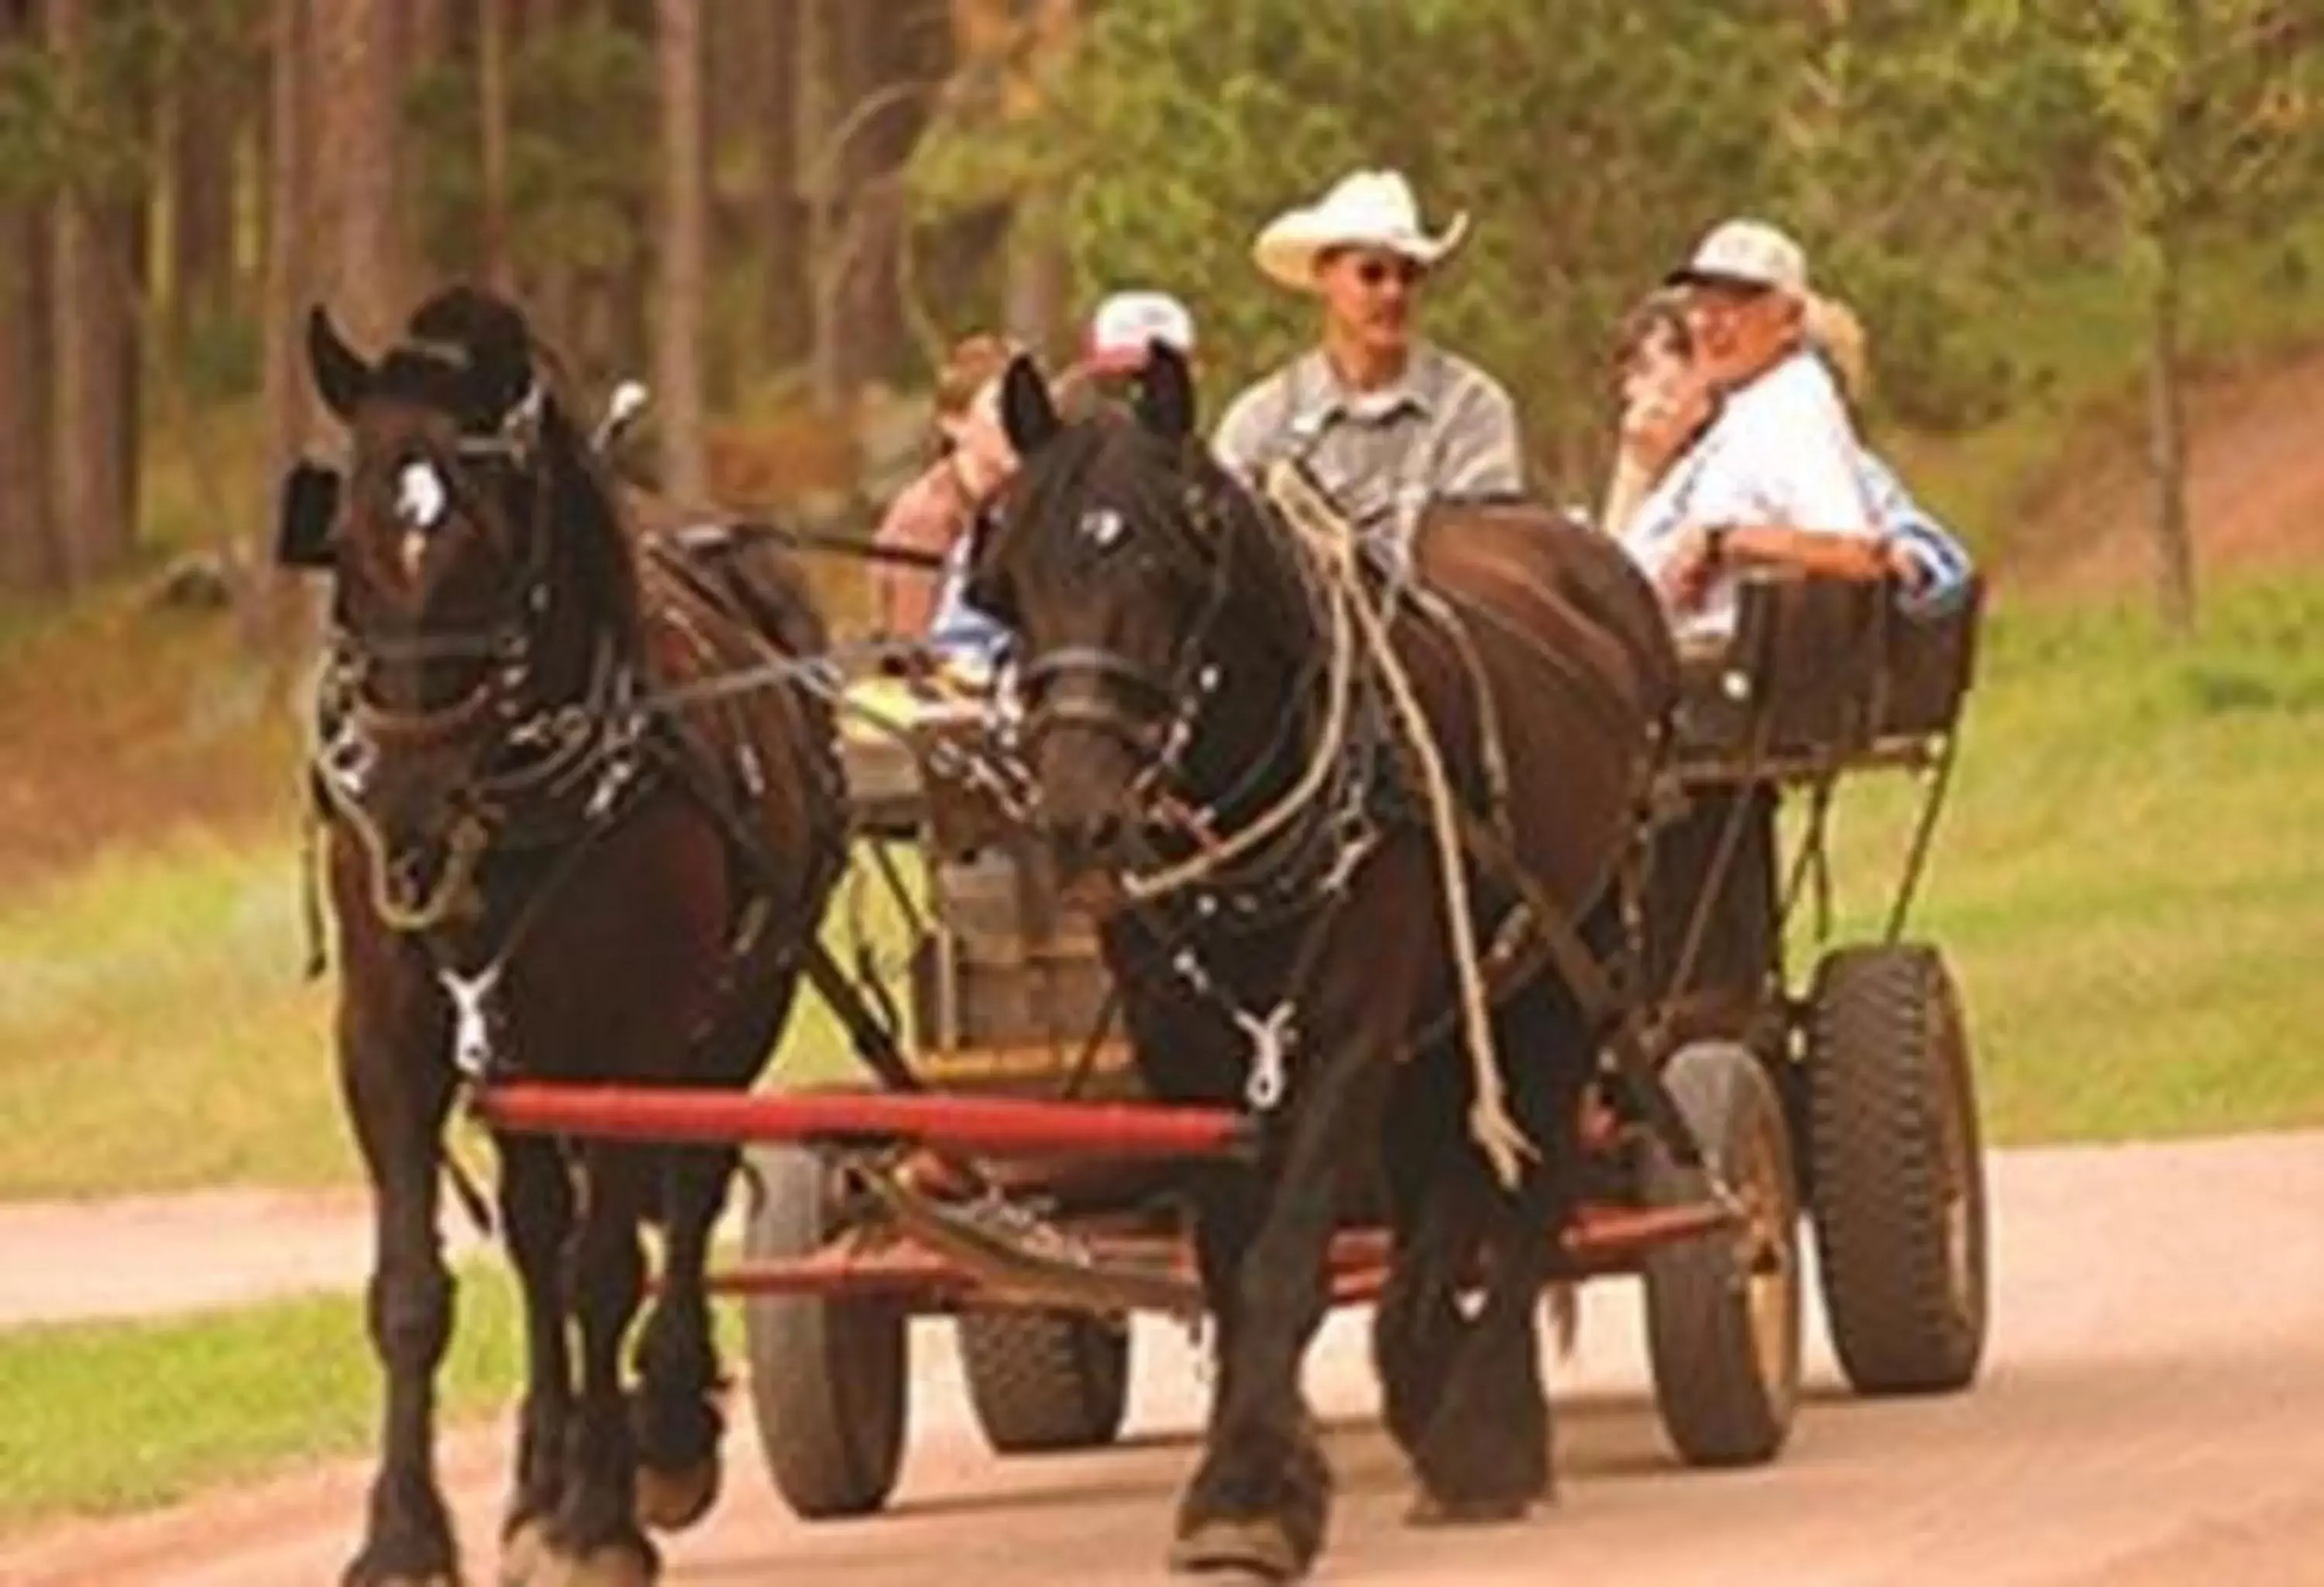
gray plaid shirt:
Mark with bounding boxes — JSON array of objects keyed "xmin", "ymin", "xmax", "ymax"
[{"xmin": 1212, "ymin": 343, "xmax": 1525, "ymax": 544}]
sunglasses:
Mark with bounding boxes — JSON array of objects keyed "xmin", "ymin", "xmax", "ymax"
[{"xmin": 1340, "ymin": 254, "xmax": 1425, "ymax": 288}]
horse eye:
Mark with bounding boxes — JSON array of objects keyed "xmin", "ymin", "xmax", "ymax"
[
  {"xmin": 395, "ymin": 460, "xmax": 449, "ymax": 532},
  {"xmin": 1079, "ymin": 507, "xmax": 1128, "ymax": 551}
]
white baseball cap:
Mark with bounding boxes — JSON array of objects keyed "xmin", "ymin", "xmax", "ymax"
[
  {"xmin": 1666, "ymin": 218, "xmax": 1809, "ymax": 300},
  {"xmin": 1084, "ymin": 290, "xmax": 1197, "ymax": 374}
]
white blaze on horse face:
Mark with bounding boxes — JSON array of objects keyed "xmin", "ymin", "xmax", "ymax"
[
  {"xmin": 395, "ymin": 459, "xmax": 450, "ymax": 578},
  {"xmin": 1079, "ymin": 506, "xmax": 1127, "ymax": 551}
]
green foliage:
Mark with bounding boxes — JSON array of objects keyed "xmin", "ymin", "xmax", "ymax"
[
  {"xmin": 404, "ymin": 13, "xmax": 657, "ymax": 287},
  {"xmin": 906, "ymin": 0, "xmax": 2324, "ymax": 480},
  {"xmin": 0, "ymin": 0, "xmax": 256, "ymax": 205}
]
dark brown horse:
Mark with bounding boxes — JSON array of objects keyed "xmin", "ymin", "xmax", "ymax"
[
  {"xmin": 285, "ymin": 287, "xmax": 844, "ymax": 1587},
  {"xmin": 973, "ymin": 347, "xmax": 1674, "ymax": 1578}
]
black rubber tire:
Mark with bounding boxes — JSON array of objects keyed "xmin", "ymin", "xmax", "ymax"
[
  {"xmin": 957, "ymin": 1308, "xmax": 1131, "ymax": 1454},
  {"xmin": 1808, "ymin": 943, "xmax": 1989, "ymax": 1396},
  {"xmin": 741, "ymin": 1145, "xmax": 908, "ymax": 1519},
  {"xmin": 1642, "ymin": 1041, "xmax": 1802, "ymax": 1468}
]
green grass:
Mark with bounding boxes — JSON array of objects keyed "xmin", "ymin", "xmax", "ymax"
[
  {"xmin": 0, "ymin": 825, "xmax": 894, "ymax": 1199},
  {"xmin": 0, "ymin": 1262, "xmax": 520, "ymax": 1534},
  {"xmin": 1809, "ymin": 573, "xmax": 2324, "ymax": 1143},
  {"xmin": 0, "ymin": 832, "xmax": 352, "ymax": 1197}
]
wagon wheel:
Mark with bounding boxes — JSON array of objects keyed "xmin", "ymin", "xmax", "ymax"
[
  {"xmin": 741, "ymin": 1145, "xmax": 909, "ymax": 1518},
  {"xmin": 957, "ymin": 1308, "xmax": 1130, "ymax": 1454},
  {"xmin": 1642, "ymin": 1041, "xmax": 1801, "ymax": 1467},
  {"xmin": 1807, "ymin": 944, "xmax": 1989, "ymax": 1395}
]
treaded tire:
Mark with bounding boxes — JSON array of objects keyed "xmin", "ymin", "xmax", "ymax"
[
  {"xmin": 741, "ymin": 1145, "xmax": 908, "ymax": 1518},
  {"xmin": 1642, "ymin": 1041, "xmax": 1802, "ymax": 1468},
  {"xmin": 1808, "ymin": 944, "xmax": 1989, "ymax": 1395},
  {"xmin": 957, "ymin": 1309, "xmax": 1131, "ymax": 1454}
]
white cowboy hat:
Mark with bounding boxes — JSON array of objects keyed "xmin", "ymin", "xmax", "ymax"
[{"xmin": 1252, "ymin": 169, "xmax": 1470, "ymax": 292}]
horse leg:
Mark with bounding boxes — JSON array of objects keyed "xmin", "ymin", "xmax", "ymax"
[
  {"xmin": 628, "ymin": 1144, "xmax": 736, "ymax": 1534},
  {"xmin": 542, "ymin": 1145, "xmax": 657, "ymax": 1587},
  {"xmin": 1372, "ymin": 1134, "xmax": 1470, "ymax": 1460},
  {"xmin": 1408, "ymin": 985, "xmax": 1589, "ymax": 1522},
  {"xmin": 1188, "ymin": 1162, "xmax": 1267, "ymax": 1400},
  {"xmin": 340, "ymin": 1020, "xmax": 462, "ymax": 1587},
  {"xmin": 1170, "ymin": 1004, "xmax": 1400, "ymax": 1581},
  {"xmin": 496, "ymin": 1134, "xmax": 574, "ymax": 1586}
]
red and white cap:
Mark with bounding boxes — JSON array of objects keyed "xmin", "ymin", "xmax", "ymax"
[{"xmin": 1084, "ymin": 290, "xmax": 1197, "ymax": 374}]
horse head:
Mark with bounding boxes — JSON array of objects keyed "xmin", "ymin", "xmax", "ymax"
[
  {"xmin": 977, "ymin": 343, "xmax": 1315, "ymax": 880},
  {"xmin": 291, "ymin": 286, "xmax": 635, "ymax": 929}
]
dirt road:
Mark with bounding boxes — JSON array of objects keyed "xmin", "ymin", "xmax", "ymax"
[
  {"xmin": 5, "ymin": 1130, "xmax": 2323, "ymax": 1586},
  {"xmin": 0, "ymin": 1189, "xmax": 485, "ymax": 1327}
]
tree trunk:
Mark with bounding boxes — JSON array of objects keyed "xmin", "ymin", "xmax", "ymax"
[
  {"xmin": 1002, "ymin": 195, "xmax": 1068, "ymax": 359},
  {"xmin": 308, "ymin": 0, "xmax": 405, "ymax": 364},
  {"xmin": 1000, "ymin": 0, "xmax": 1075, "ymax": 359},
  {"xmin": 478, "ymin": 0, "xmax": 514, "ymax": 292},
  {"xmin": 44, "ymin": 0, "xmax": 136, "ymax": 590},
  {"xmin": 758, "ymin": 0, "xmax": 809, "ymax": 369},
  {"xmin": 653, "ymin": 0, "xmax": 708, "ymax": 500},
  {"xmin": 262, "ymin": 0, "xmax": 314, "ymax": 476},
  {"xmin": 0, "ymin": 0, "xmax": 55, "ymax": 593},
  {"xmin": 2146, "ymin": 199, "xmax": 2197, "ymax": 636},
  {"xmin": 168, "ymin": 64, "xmax": 239, "ymax": 346},
  {"xmin": 801, "ymin": 0, "xmax": 847, "ymax": 413}
]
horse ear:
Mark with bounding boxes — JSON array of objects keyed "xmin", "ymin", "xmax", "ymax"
[
  {"xmin": 307, "ymin": 306, "xmax": 371, "ymax": 420},
  {"xmin": 274, "ymin": 461, "xmax": 341, "ymax": 571},
  {"xmin": 1134, "ymin": 342, "xmax": 1198, "ymax": 442},
  {"xmin": 999, "ymin": 355, "xmax": 1061, "ymax": 456}
]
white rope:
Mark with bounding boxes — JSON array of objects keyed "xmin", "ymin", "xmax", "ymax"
[
  {"xmin": 1263, "ymin": 463, "xmax": 1533, "ymax": 1189},
  {"xmin": 1120, "ymin": 534, "xmax": 1361, "ymax": 903}
]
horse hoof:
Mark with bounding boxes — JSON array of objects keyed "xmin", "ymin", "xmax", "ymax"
[
  {"xmin": 635, "ymin": 1457, "xmax": 720, "ymax": 1532},
  {"xmin": 1405, "ymin": 1490, "xmax": 1533, "ymax": 1527},
  {"xmin": 498, "ymin": 1518, "xmax": 551, "ymax": 1587},
  {"xmin": 1167, "ymin": 1516, "xmax": 1302, "ymax": 1581}
]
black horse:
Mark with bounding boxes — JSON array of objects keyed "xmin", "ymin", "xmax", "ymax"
[
  {"xmin": 972, "ymin": 347, "xmax": 1674, "ymax": 1578},
  {"xmin": 286, "ymin": 287, "xmax": 844, "ymax": 1587}
]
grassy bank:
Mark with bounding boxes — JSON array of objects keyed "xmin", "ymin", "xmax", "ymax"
[
  {"xmin": 1820, "ymin": 573, "xmax": 2324, "ymax": 1141},
  {"xmin": 0, "ymin": 1264, "xmax": 518, "ymax": 1534}
]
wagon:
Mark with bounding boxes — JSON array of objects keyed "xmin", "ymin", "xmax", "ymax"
[{"xmin": 482, "ymin": 568, "xmax": 1989, "ymax": 1517}]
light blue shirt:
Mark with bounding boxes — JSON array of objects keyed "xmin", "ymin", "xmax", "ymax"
[
  {"xmin": 927, "ymin": 532, "xmax": 1011, "ymax": 668},
  {"xmin": 1855, "ymin": 449, "xmax": 1974, "ymax": 621}
]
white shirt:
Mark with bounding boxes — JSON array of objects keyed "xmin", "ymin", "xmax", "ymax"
[{"xmin": 1620, "ymin": 349, "xmax": 1872, "ymax": 642}]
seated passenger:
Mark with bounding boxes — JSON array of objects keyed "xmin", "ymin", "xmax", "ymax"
[
  {"xmin": 870, "ymin": 334, "xmax": 1018, "ymax": 673},
  {"xmin": 1609, "ymin": 219, "xmax": 1965, "ymax": 642},
  {"xmin": 1800, "ymin": 294, "xmax": 1975, "ymax": 622},
  {"xmin": 1211, "ymin": 168, "xmax": 1524, "ymax": 559},
  {"xmin": 1076, "ymin": 288, "xmax": 1200, "ymax": 409}
]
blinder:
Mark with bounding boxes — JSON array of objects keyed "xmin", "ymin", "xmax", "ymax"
[{"xmin": 276, "ymin": 460, "xmax": 343, "ymax": 570}]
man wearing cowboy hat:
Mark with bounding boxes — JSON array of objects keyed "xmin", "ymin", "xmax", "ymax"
[{"xmin": 1212, "ymin": 169, "xmax": 1522, "ymax": 551}]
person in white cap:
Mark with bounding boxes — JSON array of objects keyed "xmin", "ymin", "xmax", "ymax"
[
  {"xmin": 1212, "ymin": 169, "xmax": 1522, "ymax": 551},
  {"xmin": 1082, "ymin": 288, "xmax": 1198, "ymax": 381},
  {"xmin": 1618, "ymin": 217, "xmax": 1903, "ymax": 645}
]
